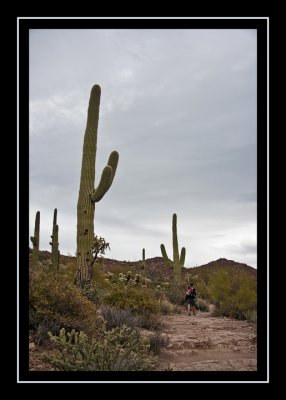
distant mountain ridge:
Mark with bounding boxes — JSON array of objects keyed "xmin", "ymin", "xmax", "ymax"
[
  {"xmin": 94, "ymin": 256, "xmax": 256, "ymax": 278},
  {"xmin": 30, "ymin": 249, "xmax": 256, "ymax": 280},
  {"xmin": 190, "ymin": 257, "xmax": 257, "ymax": 278}
]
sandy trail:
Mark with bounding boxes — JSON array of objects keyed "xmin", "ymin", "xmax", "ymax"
[{"xmin": 157, "ymin": 308, "xmax": 256, "ymax": 371}]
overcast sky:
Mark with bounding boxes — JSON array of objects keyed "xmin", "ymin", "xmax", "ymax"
[{"xmin": 29, "ymin": 29, "xmax": 257, "ymax": 268}]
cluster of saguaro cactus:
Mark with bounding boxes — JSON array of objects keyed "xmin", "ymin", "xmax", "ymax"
[
  {"xmin": 30, "ymin": 211, "xmax": 40, "ymax": 268},
  {"xmin": 76, "ymin": 85, "xmax": 119, "ymax": 287},
  {"xmin": 141, "ymin": 248, "xmax": 147, "ymax": 270},
  {"xmin": 160, "ymin": 213, "xmax": 186, "ymax": 284},
  {"xmin": 49, "ymin": 208, "xmax": 60, "ymax": 271},
  {"xmin": 30, "ymin": 85, "xmax": 191, "ymax": 288}
]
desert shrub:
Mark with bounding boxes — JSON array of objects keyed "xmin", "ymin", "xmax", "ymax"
[
  {"xmin": 90, "ymin": 262, "xmax": 113, "ymax": 288},
  {"xmin": 59, "ymin": 261, "xmax": 77, "ymax": 284},
  {"xmin": 104, "ymin": 285, "xmax": 159, "ymax": 316},
  {"xmin": 164, "ymin": 283, "xmax": 185, "ymax": 306},
  {"xmin": 196, "ymin": 299, "xmax": 209, "ymax": 312},
  {"xmin": 212, "ymin": 305, "xmax": 246, "ymax": 320},
  {"xmin": 209, "ymin": 270, "xmax": 232, "ymax": 304},
  {"xmin": 99, "ymin": 305, "xmax": 140, "ymax": 330},
  {"xmin": 139, "ymin": 312, "xmax": 162, "ymax": 331},
  {"xmin": 79, "ymin": 282, "xmax": 106, "ymax": 305},
  {"xmin": 173, "ymin": 305, "xmax": 182, "ymax": 314},
  {"xmin": 194, "ymin": 281, "xmax": 212, "ymax": 301},
  {"xmin": 212, "ymin": 304, "xmax": 257, "ymax": 321},
  {"xmin": 160, "ymin": 299, "xmax": 176, "ymax": 315},
  {"xmin": 209, "ymin": 270, "xmax": 257, "ymax": 319},
  {"xmin": 29, "ymin": 271, "xmax": 103, "ymax": 339},
  {"xmin": 33, "ymin": 317, "xmax": 62, "ymax": 346},
  {"xmin": 43, "ymin": 326, "xmax": 156, "ymax": 371},
  {"xmin": 148, "ymin": 332, "xmax": 169, "ymax": 354},
  {"xmin": 244, "ymin": 309, "xmax": 257, "ymax": 324},
  {"xmin": 214, "ymin": 299, "xmax": 220, "ymax": 309}
]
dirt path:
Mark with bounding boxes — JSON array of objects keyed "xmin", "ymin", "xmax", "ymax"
[{"xmin": 157, "ymin": 308, "xmax": 257, "ymax": 371}]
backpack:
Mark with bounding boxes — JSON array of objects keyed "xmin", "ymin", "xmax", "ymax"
[{"xmin": 189, "ymin": 287, "xmax": 196, "ymax": 299}]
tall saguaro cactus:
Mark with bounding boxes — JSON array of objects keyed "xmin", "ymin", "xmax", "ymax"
[
  {"xmin": 76, "ymin": 85, "xmax": 119, "ymax": 287},
  {"xmin": 49, "ymin": 208, "xmax": 60, "ymax": 271},
  {"xmin": 160, "ymin": 213, "xmax": 186, "ymax": 284},
  {"xmin": 30, "ymin": 211, "xmax": 40, "ymax": 268}
]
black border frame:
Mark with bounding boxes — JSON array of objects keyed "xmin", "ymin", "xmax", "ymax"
[{"xmin": 18, "ymin": 17, "xmax": 268, "ymax": 383}]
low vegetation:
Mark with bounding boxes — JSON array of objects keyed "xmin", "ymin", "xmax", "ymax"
[
  {"xmin": 29, "ymin": 270, "xmax": 104, "ymax": 344},
  {"xmin": 185, "ymin": 265, "xmax": 257, "ymax": 320},
  {"xmin": 43, "ymin": 326, "xmax": 156, "ymax": 371},
  {"xmin": 29, "ymin": 250, "xmax": 257, "ymax": 371}
]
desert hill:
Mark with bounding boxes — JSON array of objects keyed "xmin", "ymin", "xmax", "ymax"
[{"xmin": 29, "ymin": 249, "xmax": 256, "ymax": 282}]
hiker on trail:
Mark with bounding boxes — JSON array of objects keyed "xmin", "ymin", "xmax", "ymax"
[{"xmin": 185, "ymin": 282, "xmax": 197, "ymax": 316}]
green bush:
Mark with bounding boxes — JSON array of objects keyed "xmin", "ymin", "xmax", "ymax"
[
  {"xmin": 160, "ymin": 299, "xmax": 176, "ymax": 315},
  {"xmin": 214, "ymin": 299, "xmax": 220, "ymax": 309},
  {"xmin": 43, "ymin": 326, "xmax": 156, "ymax": 371},
  {"xmin": 104, "ymin": 285, "xmax": 159, "ymax": 316},
  {"xmin": 244, "ymin": 309, "xmax": 257, "ymax": 324},
  {"xmin": 209, "ymin": 270, "xmax": 257, "ymax": 319},
  {"xmin": 139, "ymin": 312, "xmax": 162, "ymax": 331},
  {"xmin": 29, "ymin": 271, "xmax": 103, "ymax": 340},
  {"xmin": 196, "ymin": 299, "xmax": 209, "ymax": 312},
  {"xmin": 212, "ymin": 305, "xmax": 250, "ymax": 320},
  {"xmin": 80, "ymin": 282, "xmax": 102, "ymax": 305},
  {"xmin": 164, "ymin": 283, "xmax": 185, "ymax": 306},
  {"xmin": 212, "ymin": 304, "xmax": 257, "ymax": 321}
]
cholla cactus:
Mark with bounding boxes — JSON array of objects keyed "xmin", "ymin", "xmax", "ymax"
[
  {"xmin": 76, "ymin": 85, "xmax": 119, "ymax": 287},
  {"xmin": 160, "ymin": 213, "xmax": 186, "ymax": 284},
  {"xmin": 106, "ymin": 271, "xmax": 114, "ymax": 278},
  {"xmin": 126, "ymin": 271, "xmax": 132, "ymax": 281},
  {"xmin": 30, "ymin": 211, "xmax": 40, "ymax": 268},
  {"xmin": 186, "ymin": 272, "xmax": 192, "ymax": 284}
]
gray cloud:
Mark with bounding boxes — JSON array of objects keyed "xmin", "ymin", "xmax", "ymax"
[
  {"xmin": 29, "ymin": 29, "xmax": 257, "ymax": 268},
  {"xmin": 212, "ymin": 239, "xmax": 257, "ymax": 264}
]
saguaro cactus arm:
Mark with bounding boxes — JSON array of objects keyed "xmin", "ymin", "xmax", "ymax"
[
  {"xmin": 106, "ymin": 150, "xmax": 119, "ymax": 190},
  {"xmin": 160, "ymin": 244, "xmax": 173, "ymax": 269},
  {"xmin": 30, "ymin": 236, "xmax": 37, "ymax": 246},
  {"xmin": 90, "ymin": 151, "xmax": 119, "ymax": 202},
  {"xmin": 180, "ymin": 247, "xmax": 186, "ymax": 265},
  {"xmin": 30, "ymin": 211, "xmax": 40, "ymax": 245}
]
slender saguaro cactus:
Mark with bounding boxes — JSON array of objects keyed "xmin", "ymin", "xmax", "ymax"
[
  {"xmin": 160, "ymin": 213, "xmax": 186, "ymax": 284},
  {"xmin": 49, "ymin": 208, "xmax": 60, "ymax": 271},
  {"xmin": 30, "ymin": 211, "xmax": 40, "ymax": 268},
  {"xmin": 141, "ymin": 248, "xmax": 147, "ymax": 270},
  {"xmin": 76, "ymin": 85, "xmax": 119, "ymax": 287}
]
